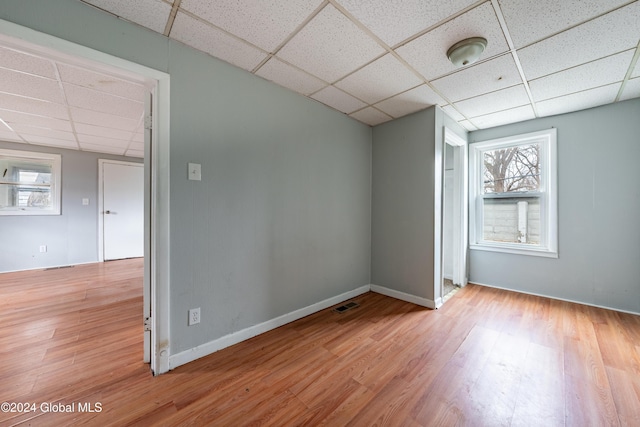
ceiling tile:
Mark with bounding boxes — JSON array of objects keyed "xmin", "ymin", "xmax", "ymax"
[
  {"xmin": 349, "ymin": 107, "xmax": 392, "ymax": 126},
  {"xmin": 0, "ymin": 46, "xmax": 56, "ymax": 79},
  {"xmin": 132, "ymin": 133, "xmax": 144, "ymax": 142},
  {"xmin": 335, "ymin": 54, "xmax": 423, "ymax": 104},
  {"xmin": 80, "ymin": 142, "xmax": 126, "ymax": 155},
  {"xmin": 536, "ymin": 83, "xmax": 620, "ymax": 117},
  {"xmin": 20, "ymin": 134, "xmax": 79, "ymax": 149},
  {"xmin": 518, "ymin": 2, "xmax": 640, "ymax": 80},
  {"xmin": 441, "ymin": 105, "xmax": 466, "ymax": 121},
  {"xmin": 77, "ymin": 134, "xmax": 130, "ymax": 148},
  {"xmin": 337, "ymin": 0, "xmax": 477, "ymax": 47},
  {"xmin": 64, "ymin": 83, "xmax": 143, "ymax": 119},
  {"xmin": 171, "ymin": 12, "xmax": 268, "ymax": 72},
  {"xmin": 125, "ymin": 149, "xmax": 145, "ymax": 158},
  {"xmin": 180, "ymin": 0, "xmax": 321, "ymax": 52},
  {"xmin": 620, "ymin": 77, "xmax": 640, "ymax": 102},
  {"xmin": 459, "ymin": 120, "xmax": 478, "ymax": 131},
  {"xmin": 0, "ymin": 129, "xmax": 23, "ymax": 143},
  {"xmin": 70, "ymin": 107, "xmax": 139, "ymax": 131},
  {"xmin": 0, "ymin": 110, "xmax": 72, "ymax": 132},
  {"xmin": 75, "ymin": 122, "xmax": 135, "ymax": 140},
  {"xmin": 431, "ymin": 54, "xmax": 522, "ymax": 102},
  {"xmin": 11, "ymin": 125, "xmax": 76, "ymax": 142},
  {"xmin": 129, "ymin": 141, "xmax": 145, "ymax": 151},
  {"xmin": 396, "ymin": 2, "xmax": 509, "ymax": 80},
  {"xmin": 631, "ymin": 61, "xmax": 640, "ymax": 79},
  {"xmin": 471, "ymin": 104, "xmax": 535, "ymax": 129},
  {"xmin": 497, "ymin": 0, "xmax": 630, "ymax": 48},
  {"xmin": 57, "ymin": 63, "xmax": 147, "ymax": 102},
  {"xmin": 376, "ymin": 84, "xmax": 447, "ymax": 118},
  {"xmin": 311, "ymin": 85, "xmax": 366, "ymax": 114},
  {"xmin": 455, "ymin": 84, "xmax": 530, "ymax": 118},
  {"xmin": 277, "ymin": 5, "xmax": 385, "ymax": 83},
  {"xmin": 0, "ymin": 92, "xmax": 69, "ymax": 120},
  {"xmin": 0, "ymin": 68, "xmax": 64, "ymax": 104},
  {"xmin": 81, "ymin": 0, "xmax": 172, "ymax": 33},
  {"xmin": 529, "ymin": 50, "xmax": 634, "ymax": 102},
  {"xmin": 255, "ymin": 57, "xmax": 326, "ymax": 96}
]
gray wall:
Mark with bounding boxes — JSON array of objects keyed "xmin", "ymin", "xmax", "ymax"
[
  {"xmin": 469, "ymin": 99, "xmax": 640, "ymax": 313},
  {"xmin": 0, "ymin": 140, "xmax": 141, "ymax": 272},
  {"xmin": 371, "ymin": 107, "xmax": 437, "ymax": 300},
  {"xmin": 0, "ymin": 0, "xmax": 372, "ymax": 354}
]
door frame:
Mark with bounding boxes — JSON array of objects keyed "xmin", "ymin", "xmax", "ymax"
[
  {"xmin": 98, "ymin": 159, "xmax": 144, "ymax": 262},
  {"xmin": 0, "ymin": 19, "xmax": 172, "ymax": 374}
]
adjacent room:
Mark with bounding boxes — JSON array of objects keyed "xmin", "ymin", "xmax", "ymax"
[{"xmin": 0, "ymin": 0, "xmax": 639, "ymax": 425}]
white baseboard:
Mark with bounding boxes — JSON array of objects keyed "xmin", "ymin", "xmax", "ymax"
[
  {"xmin": 471, "ymin": 281, "xmax": 640, "ymax": 316},
  {"xmin": 0, "ymin": 260, "xmax": 98, "ymax": 274},
  {"xmin": 168, "ymin": 285, "xmax": 371, "ymax": 370},
  {"xmin": 370, "ymin": 284, "xmax": 436, "ymax": 309}
]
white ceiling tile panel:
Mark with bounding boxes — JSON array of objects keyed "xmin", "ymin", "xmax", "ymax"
[
  {"xmin": 620, "ymin": 77, "xmax": 640, "ymax": 101},
  {"xmin": 129, "ymin": 141, "xmax": 145, "ymax": 151},
  {"xmin": 498, "ymin": 0, "xmax": 630, "ymax": 48},
  {"xmin": 70, "ymin": 107, "xmax": 139, "ymax": 131},
  {"xmin": 455, "ymin": 84, "xmax": 530, "ymax": 118},
  {"xmin": 337, "ymin": 0, "xmax": 478, "ymax": 46},
  {"xmin": 171, "ymin": 12, "xmax": 268, "ymax": 72},
  {"xmin": 536, "ymin": 83, "xmax": 620, "ymax": 117},
  {"xmin": 277, "ymin": 5, "xmax": 386, "ymax": 83},
  {"xmin": 0, "ymin": 46, "xmax": 56, "ymax": 79},
  {"xmin": 631, "ymin": 61, "xmax": 640, "ymax": 79},
  {"xmin": 77, "ymin": 134, "xmax": 130, "ymax": 148},
  {"xmin": 74, "ymin": 122, "xmax": 135, "ymax": 141},
  {"xmin": 57, "ymin": 63, "xmax": 147, "ymax": 102},
  {"xmin": 132, "ymin": 133, "xmax": 144, "ymax": 142},
  {"xmin": 376, "ymin": 85, "xmax": 447, "ymax": 118},
  {"xmin": 529, "ymin": 50, "xmax": 635, "ymax": 102},
  {"xmin": 518, "ymin": 2, "xmax": 640, "ymax": 80},
  {"xmin": 20, "ymin": 134, "xmax": 79, "ymax": 149},
  {"xmin": 125, "ymin": 149, "xmax": 145, "ymax": 158},
  {"xmin": 63, "ymin": 83, "xmax": 143, "ymax": 119},
  {"xmin": 349, "ymin": 107, "xmax": 392, "ymax": 126},
  {"xmin": 472, "ymin": 104, "xmax": 535, "ymax": 129},
  {"xmin": 180, "ymin": 0, "xmax": 321, "ymax": 52},
  {"xmin": 80, "ymin": 142, "xmax": 126, "ymax": 155},
  {"xmin": 335, "ymin": 54, "xmax": 423, "ymax": 104},
  {"xmin": 0, "ymin": 129, "xmax": 23, "ymax": 143},
  {"xmin": 0, "ymin": 110, "xmax": 73, "ymax": 132},
  {"xmin": 431, "ymin": 54, "xmax": 522, "ymax": 102},
  {"xmin": 0, "ymin": 68, "xmax": 64, "ymax": 104},
  {"xmin": 459, "ymin": 120, "xmax": 478, "ymax": 131},
  {"xmin": 11, "ymin": 125, "xmax": 76, "ymax": 142},
  {"xmin": 0, "ymin": 92, "xmax": 69, "ymax": 120},
  {"xmin": 396, "ymin": 2, "xmax": 509, "ymax": 80},
  {"xmin": 311, "ymin": 85, "xmax": 367, "ymax": 114},
  {"xmin": 80, "ymin": 0, "xmax": 172, "ymax": 33},
  {"xmin": 255, "ymin": 57, "xmax": 327, "ymax": 96},
  {"xmin": 441, "ymin": 105, "xmax": 466, "ymax": 121}
]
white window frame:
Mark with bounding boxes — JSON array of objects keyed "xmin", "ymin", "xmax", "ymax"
[
  {"xmin": 0, "ymin": 148, "xmax": 61, "ymax": 215},
  {"xmin": 469, "ymin": 129, "xmax": 557, "ymax": 258}
]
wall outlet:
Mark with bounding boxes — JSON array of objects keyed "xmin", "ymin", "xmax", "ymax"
[
  {"xmin": 188, "ymin": 307, "xmax": 200, "ymax": 326},
  {"xmin": 39, "ymin": 245, "xmax": 47, "ymax": 253}
]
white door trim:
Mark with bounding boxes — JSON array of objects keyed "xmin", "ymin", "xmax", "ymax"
[{"xmin": 0, "ymin": 19, "xmax": 172, "ymax": 375}]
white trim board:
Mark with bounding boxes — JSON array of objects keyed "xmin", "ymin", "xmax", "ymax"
[
  {"xmin": 470, "ymin": 281, "xmax": 640, "ymax": 317},
  {"xmin": 169, "ymin": 285, "xmax": 371, "ymax": 370},
  {"xmin": 370, "ymin": 284, "xmax": 437, "ymax": 309},
  {"xmin": 0, "ymin": 260, "xmax": 99, "ymax": 274}
]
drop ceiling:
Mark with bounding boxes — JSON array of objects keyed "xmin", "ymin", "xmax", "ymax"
[{"xmin": 1, "ymin": 0, "xmax": 639, "ymax": 158}]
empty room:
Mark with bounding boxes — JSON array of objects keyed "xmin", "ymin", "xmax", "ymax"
[{"xmin": 0, "ymin": 0, "xmax": 639, "ymax": 425}]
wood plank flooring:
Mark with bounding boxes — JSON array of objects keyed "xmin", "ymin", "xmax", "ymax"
[{"xmin": 1, "ymin": 259, "xmax": 639, "ymax": 426}]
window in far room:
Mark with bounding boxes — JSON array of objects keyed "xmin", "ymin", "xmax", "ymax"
[
  {"xmin": 0, "ymin": 148, "xmax": 61, "ymax": 215},
  {"xmin": 469, "ymin": 129, "xmax": 557, "ymax": 258}
]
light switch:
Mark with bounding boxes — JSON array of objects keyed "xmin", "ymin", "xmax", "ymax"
[
  {"xmin": 188, "ymin": 163, "xmax": 201, "ymax": 181},
  {"xmin": 82, "ymin": 198, "xmax": 89, "ymax": 206}
]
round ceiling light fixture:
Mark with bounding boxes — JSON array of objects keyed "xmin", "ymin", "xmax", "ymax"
[{"xmin": 447, "ymin": 37, "xmax": 487, "ymax": 67}]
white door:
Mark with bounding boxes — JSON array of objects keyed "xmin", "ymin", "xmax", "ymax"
[{"xmin": 101, "ymin": 161, "xmax": 144, "ymax": 260}]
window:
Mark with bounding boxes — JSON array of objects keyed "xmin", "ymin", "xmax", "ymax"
[
  {"xmin": 469, "ymin": 129, "xmax": 557, "ymax": 257},
  {"xmin": 0, "ymin": 149, "xmax": 61, "ymax": 215}
]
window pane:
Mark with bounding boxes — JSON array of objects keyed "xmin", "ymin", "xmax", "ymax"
[
  {"xmin": 483, "ymin": 197, "xmax": 540, "ymax": 244},
  {"xmin": 483, "ymin": 144, "xmax": 540, "ymax": 194}
]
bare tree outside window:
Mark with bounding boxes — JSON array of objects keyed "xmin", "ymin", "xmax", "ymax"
[{"xmin": 483, "ymin": 144, "xmax": 540, "ymax": 194}]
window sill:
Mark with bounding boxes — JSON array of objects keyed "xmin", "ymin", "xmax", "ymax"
[{"xmin": 470, "ymin": 243, "xmax": 558, "ymax": 258}]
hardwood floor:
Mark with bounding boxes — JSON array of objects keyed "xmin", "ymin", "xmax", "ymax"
[{"xmin": 1, "ymin": 259, "xmax": 639, "ymax": 426}]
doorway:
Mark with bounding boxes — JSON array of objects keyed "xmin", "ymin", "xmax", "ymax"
[{"xmin": 0, "ymin": 19, "xmax": 171, "ymax": 374}]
